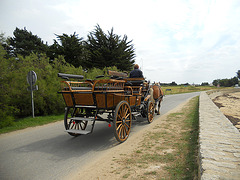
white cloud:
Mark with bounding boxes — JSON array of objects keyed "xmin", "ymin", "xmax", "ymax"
[{"xmin": 0, "ymin": 0, "xmax": 240, "ymax": 84}]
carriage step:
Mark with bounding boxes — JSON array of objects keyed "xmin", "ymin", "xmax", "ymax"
[
  {"xmin": 132, "ymin": 112, "xmax": 141, "ymax": 116},
  {"xmin": 71, "ymin": 117, "xmax": 94, "ymax": 121},
  {"xmin": 65, "ymin": 129, "xmax": 91, "ymax": 135}
]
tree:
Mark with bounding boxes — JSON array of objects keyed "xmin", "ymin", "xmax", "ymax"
[
  {"xmin": 212, "ymin": 77, "xmax": 238, "ymax": 87},
  {"xmin": 7, "ymin": 27, "xmax": 47, "ymax": 57},
  {"xmin": 201, "ymin": 82, "xmax": 209, "ymax": 86},
  {"xmin": 170, "ymin": 81, "xmax": 177, "ymax": 86},
  {"xmin": 86, "ymin": 24, "xmax": 135, "ymax": 71},
  {"xmin": 0, "ymin": 33, "xmax": 7, "ymax": 45},
  {"xmin": 213, "ymin": 79, "xmax": 219, "ymax": 86},
  {"xmin": 49, "ymin": 32, "xmax": 86, "ymax": 67},
  {"xmin": 237, "ymin": 70, "xmax": 240, "ymax": 79}
]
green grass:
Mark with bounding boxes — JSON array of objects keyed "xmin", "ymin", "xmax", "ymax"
[
  {"xmin": 162, "ymin": 85, "xmax": 224, "ymax": 95},
  {"xmin": 0, "ymin": 114, "xmax": 64, "ymax": 134},
  {"xmin": 115, "ymin": 96, "xmax": 200, "ymax": 179},
  {"xmin": 165, "ymin": 96, "xmax": 199, "ymax": 179}
]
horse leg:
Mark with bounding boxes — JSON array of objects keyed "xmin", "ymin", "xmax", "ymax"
[
  {"xmin": 154, "ymin": 100, "xmax": 158, "ymax": 113},
  {"xmin": 157, "ymin": 99, "xmax": 161, "ymax": 115}
]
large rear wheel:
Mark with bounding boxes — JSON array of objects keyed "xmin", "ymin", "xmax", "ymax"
[{"xmin": 113, "ymin": 101, "xmax": 132, "ymax": 143}]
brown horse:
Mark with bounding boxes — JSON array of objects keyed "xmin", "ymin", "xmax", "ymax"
[{"xmin": 150, "ymin": 82, "xmax": 164, "ymax": 115}]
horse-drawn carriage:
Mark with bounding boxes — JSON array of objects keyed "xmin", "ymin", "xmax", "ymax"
[{"xmin": 58, "ymin": 71, "xmax": 163, "ymax": 143}]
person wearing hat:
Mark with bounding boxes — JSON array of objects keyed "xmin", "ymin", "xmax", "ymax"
[{"xmin": 129, "ymin": 64, "xmax": 143, "ymax": 78}]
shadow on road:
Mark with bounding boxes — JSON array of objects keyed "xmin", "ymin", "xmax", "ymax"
[{"xmin": 11, "ymin": 115, "xmax": 154, "ymax": 162}]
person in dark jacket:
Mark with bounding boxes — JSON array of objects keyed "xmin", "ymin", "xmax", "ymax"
[{"xmin": 129, "ymin": 64, "xmax": 143, "ymax": 78}]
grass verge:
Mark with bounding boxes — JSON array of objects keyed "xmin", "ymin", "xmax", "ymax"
[
  {"xmin": 0, "ymin": 114, "xmax": 64, "ymax": 134},
  {"xmin": 113, "ymin": 96, "xmax": 199, "ymax": 179},
  {"xmin": 162, "ymin": 85, "xmax": 226, "ymax": 95}
]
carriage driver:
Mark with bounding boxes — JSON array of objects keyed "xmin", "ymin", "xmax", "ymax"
[{"xmin": 129, "ymin": 64, "xmax": 143, "ymax": 78}]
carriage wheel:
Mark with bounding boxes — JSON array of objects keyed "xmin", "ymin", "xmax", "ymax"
[
  {"xmin": 113, "ymin": 101, "xmax": 132, "ymax": 143},
  {"xmin": 147, "ymin": 101, "xmax": 154, "ymax": 123},
  {"xmin": 64, "ymin": 107, "xmax": 88, "ymax": 137}
]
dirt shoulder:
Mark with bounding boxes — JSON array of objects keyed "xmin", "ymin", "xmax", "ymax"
[
  {"xmin": 209, "ymin": 88, "xmax": 240, "ymax": 130},
  {"xmin": 67, "ymin": 97, "xmax": 198, "ymax": 180}
]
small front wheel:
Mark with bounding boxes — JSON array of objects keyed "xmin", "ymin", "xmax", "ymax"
[
  {"xmin": 147, "ymin": 101, "xmax": 154, "ymax": 123},
  {"xmin": 113, "ymin": 101, "xmax": 132, "ymax": 143}
]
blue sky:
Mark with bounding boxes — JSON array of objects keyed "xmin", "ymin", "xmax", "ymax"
[{"xmin": 1, "ymin": 0, "xmax": 240, "ymax": 84}]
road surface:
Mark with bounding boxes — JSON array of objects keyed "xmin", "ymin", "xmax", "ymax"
[{"xmin": 0, "ymin": 92, "xmax": 199, "ymax": 180}]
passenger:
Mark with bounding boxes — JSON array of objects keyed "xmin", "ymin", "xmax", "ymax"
[{"xmin": 129, "ymin": 64, "xmax": 143, "ymax": 78}]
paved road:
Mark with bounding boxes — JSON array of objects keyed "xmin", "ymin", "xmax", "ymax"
[{"xmin": 0, "ymin": 92, "xmax": 199, "ymax": 180}]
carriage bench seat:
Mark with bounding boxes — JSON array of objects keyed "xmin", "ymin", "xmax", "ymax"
[
  {"xmin": 126, "ymin": 80, "xmax": 144, "ymax": 86},
  {"xmin": 71, "ymin": 87, "xmax": 92, "ymax": 91},
  {"xmin": 94, "ymin": 86, "xmax": 124, "ymax": 91},
  {"xmin": 70, "ymin": 86, "xmax": 124, "ymax": 91},
  {"xmin": 125, "ymin": 79, "xmax": 144, "ymax": 95}
]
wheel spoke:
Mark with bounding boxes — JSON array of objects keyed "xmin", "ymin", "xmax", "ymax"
[
  {"xmin": 125, "ymin": 113, "xmax": 130, "ymax": 119},
  {"xmin": 122, "ymin": 125, "xmax": 126, "ymax": 138},
  {"xmin": 116, "ymin": 120, "xmax": 122, "ymax": 124},
  {"xmin": 125, "ymin": 123, "xmax": 130, "ymax": 129},
  {"xmin": 123, "ymin": 125, "xmax": 127, "ymax": 138},
  {"xmin": 121, "ymin": 106, "xmax": 125, "ymax": 117},
  {"xmin": 123, "ymin": 105, "xmax": 128, "ymax": 118},
  {"xmin": 117, "ymin": 114, "xmax": 122, "ymax": 120},
  {"xmin": 118, "ymin": 126, "xmax": 123, "ymax": 138},
  {"xmin": 123, "ymin": 125, "xmax": 127, "ymax": 135},
  {"xmin": 116, "ymin": 123, "xmax": 122, "ymax": 131}
]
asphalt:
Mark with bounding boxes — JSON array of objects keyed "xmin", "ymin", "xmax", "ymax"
[{"xmin": 198, "ymin": 92, "xmax": 240, "ymax": 179}]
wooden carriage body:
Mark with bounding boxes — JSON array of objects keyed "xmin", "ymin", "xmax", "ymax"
[
  {"xmin": 60, "ymin": 78, "xmax": 145, "ymax": 110},
  {"xmin": 58, "ymin": 72, "xmax": 155, "ymax": 143}
]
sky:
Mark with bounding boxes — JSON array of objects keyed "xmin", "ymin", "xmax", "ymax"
[{"xmin": 1, "ymin": 0, "xmax": 240, "ymax": 84}]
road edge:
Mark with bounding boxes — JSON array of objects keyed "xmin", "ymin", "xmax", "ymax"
[{"xmin": 198, "ymin": 91, "xmax": 240, "ymax": 179}]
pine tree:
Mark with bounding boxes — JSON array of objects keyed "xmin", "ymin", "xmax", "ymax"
[
  {"xmin": 7, "ymin": 27, "xmax": 47, "ymax": 57},
  {"xmin": 49, "ymin": 32, "xmax": 86, "ymax": 67},
  {"xmin": 86, "ymin": 24, "xmax": 135, "ymax": 71}
]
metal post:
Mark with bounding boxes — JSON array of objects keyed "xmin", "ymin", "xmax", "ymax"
[
  {"xmin": 30, "ymin": 73, "xmax": 35, "ymax": 118},
  {"xmin": 27, "ymin": 70, "xmax": 37, "ymax": 118},
  {"xmin": 31, "ymin": 89, "xmax": 35, "ymax": 118}
]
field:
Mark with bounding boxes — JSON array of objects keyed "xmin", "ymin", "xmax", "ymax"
[{"xmin": 161, "ymin": 85, "xmax": 224, "ymax": 95}]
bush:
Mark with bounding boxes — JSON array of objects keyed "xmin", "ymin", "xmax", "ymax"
[
  {"xmin": 0, "ymin": 45, "xmax": 122, "ymax": 128},
  {"xmin": 0, "ymin": 104, "xmax": 16, "ymax": 128}
]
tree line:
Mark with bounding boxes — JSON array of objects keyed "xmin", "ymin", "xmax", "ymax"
[
  {"xmin": 1, "ymin": 25, "xmax": 135, "ymax": 71},
  {"xmin": 0, "ymin": 25, "xmax": 135, "ymax": 128},
  {"xmin": 212, "ymin": 71, "xmax": 239, "ymax": 87}
]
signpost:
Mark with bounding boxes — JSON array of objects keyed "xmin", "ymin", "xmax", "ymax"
[{"xmin": 27, "ymin": 71, "xmax": 38, "ymax": 118}]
